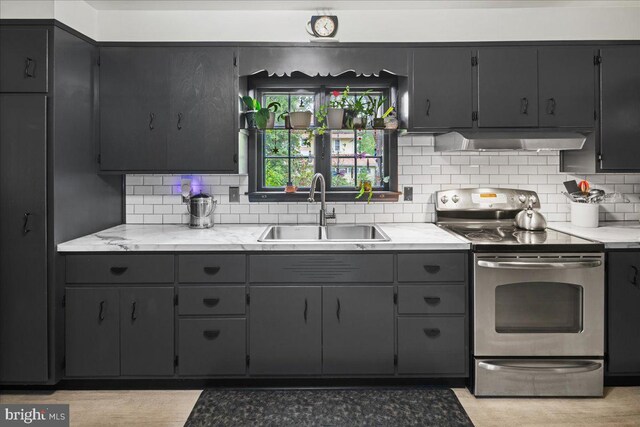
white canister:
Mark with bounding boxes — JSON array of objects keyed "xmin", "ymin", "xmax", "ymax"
[{"xmin": 570, "ymin": 202, "xmax": 599, "ymax": 228}]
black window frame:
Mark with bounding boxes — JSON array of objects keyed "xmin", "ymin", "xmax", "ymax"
[{"xmin": 247, "ymin": 74, "xmax": 400, "ymax": 202}]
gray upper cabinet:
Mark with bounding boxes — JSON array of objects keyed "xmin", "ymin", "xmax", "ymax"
[
  {"xmin": 0, "ymin": 95, "xmax": 48, "ymax": 383},
  {"xmin": 120, "ymin": 287, "xmax": 175, "ymax": 376},
  {"xmin": 599, "ymin": 46, "xmax": 640, "ymax": 171},
  {"xmin": 0, "ymin": 28, "xmax": 48, "ymax": 93},
  {"xmin": 478, "ymin": 47, "xmax": 538, "ymax": 127},
  {"xmin": 411, "ymin": 48, "xmax": 473, "ymax": 129},
  {"xmin": 65, "ymin": 288, "xmax": 120, "ymax": 377},
  {"xmin": 100, "ymin": 48, "xmax": 169, "ymax": 171},
  {"xmin": 249, "ymin": 286, "xmax": 322, "ymax": 375},
  {"xmin": 167, "ymin": 48, "xmax": 236, "ymax": 171},
  {"xmin": 99, "ymin": 46, "xmax": 237, "ymax": 172},
  {"xmin": 607, "ymin": 251, "xmax": 640, "ymax": 375},
  {"xmin": 538, "ymin": 47, "xmax": 596, "ymax": 128},
  {"xmin": 322, "ymin": 286, "xmax": 395, "ymax": 375}
]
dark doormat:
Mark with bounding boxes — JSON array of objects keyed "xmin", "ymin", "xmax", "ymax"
[{"xmin": 184, "ymin": 387, "xmax": 474, "ymax": 427}]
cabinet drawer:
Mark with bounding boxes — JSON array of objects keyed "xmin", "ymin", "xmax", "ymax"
[
  {"xmin": 178, "ymin": 286, "xmax": 246, "ymax": 315},
  {"xmin": 0, "ymin": 28, "xmax": 48, "ymax": 93},
  {"xmin": 250, "ymin": 254, "xmax": 393, "ymax": 283},
  {"xmin": 66, "ymin": 255, "xmax": 174, "ymax": 284},
  {"xmin": 178, "ymin": 255, "xmax": 246, "ymax": 283},
  {"xmin": 397, "ymin": 253, "xmax": 465, "ymax": 282},
  {"xmin": 178, "ymin": 319, "xmax": 246, "ymax": 376},
  {"xmin": 397, "ymin": 316, "xmax": 466, "ymax": 375},
  {"xmin": 397, "ymin": 285, "xmax": 465, "ymax": 314}
]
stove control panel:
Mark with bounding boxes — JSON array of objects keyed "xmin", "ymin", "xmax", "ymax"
[{"xmin": 435, "ymin": 188, "xmax": 540, "ymax": 211}]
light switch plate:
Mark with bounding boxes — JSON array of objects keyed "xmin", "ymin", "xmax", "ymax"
[
  {"xmin": 404, "ymin": 186, "xmax": 413, "ymax": 201},
  {"xmin": 229, "ymin": 187, "xmax": 240, "ymax": 203}
]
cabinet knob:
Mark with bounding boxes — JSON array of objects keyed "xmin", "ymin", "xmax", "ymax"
[
  {"xmin": 426, "ymin": 99, "xmax": 431, "ymax": 117},
  {"xmin": 131, "ymin": 301, "xmax": 137, "ymax": 321},
  {"xmin": 98, "ymin": 300, "xmax": 105, "ymax": 322},
  {"xmin": 149, "ymin": 112, "xmax": 155, "ymax": 130},
  {"xmin": 23, "ymin": 213, "xmax": 31, "ymax": 235},
  {"xmin": 546, "ymin": 98, "xmax": 556, "ymax": 115},
  {"xmin": 177, "ymin": 113, "xmax": 183, "ymax": 130},
  {"xmin": 630, "ymin": 265, "xmax": 639, "ymax": 288},
  {"xmin": 520, "ymin": 97, "xmax": 529, "ymax": 115}
]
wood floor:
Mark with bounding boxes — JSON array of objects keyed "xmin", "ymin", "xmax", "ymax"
[{"xmin": 1, "ymin": 387, "xmax": 639, "ymax": 426}]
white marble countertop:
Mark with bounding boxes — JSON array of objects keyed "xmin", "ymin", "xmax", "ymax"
[
  {"xmin": 57, "ymin": 223, "xmax": 470, "ymax": 252},
  {"xmin": 549, "ymin": 221, "xmax": 640, "ymax": 249}
]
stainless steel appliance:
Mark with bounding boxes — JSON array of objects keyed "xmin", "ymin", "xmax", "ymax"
[
  {"xmin": 436, "ymin": 187, "xmax": 605, "ymax": 397},
  {"xmin": 434, "ymin": 130, "xmax": 590, "ymax": 152},
  {"xmin": 187, "ymin": 193, "xmax": 216, "ymax": 229}
]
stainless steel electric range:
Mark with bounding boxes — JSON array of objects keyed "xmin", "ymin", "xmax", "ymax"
[{"xmin": 436, "ymin": 188, "xmax": 605, "ymax": 397}]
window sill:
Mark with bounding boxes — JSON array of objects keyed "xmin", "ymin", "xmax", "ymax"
[{"xmin": 248, "ymin": 191, "xmax": 401, "ymax": 203}]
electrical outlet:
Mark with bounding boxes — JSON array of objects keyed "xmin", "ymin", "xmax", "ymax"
[
  {"xmin": 403, "ymin": 186, "xmax": 413, "ymax": 201},
  {"xmin": 229, "ymin": 187, "xmax": 240, "ymax": 203}
]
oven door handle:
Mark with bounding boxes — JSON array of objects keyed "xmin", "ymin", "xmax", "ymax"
[
  {"xmin": 478, "ymin": 360, "xmax": 602, "ymax": 374},
  {"xmin": 477, "ymin": 259, "xmax": 602, "ymax": 269}
]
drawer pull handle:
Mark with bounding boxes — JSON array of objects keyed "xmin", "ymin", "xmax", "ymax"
[
  {"xmin": 630, "ymin": 265, "xmax": 638, "ymax": 288},
  {"xmin": 203, "ymin": 298, "xmax": 220, "ymax": 307},
  {"xmin": 304, "ymin": 298, "xmax": 308, "ymax": 323},
  {"xmin": 149, "ymin": 112, "xmax": 155, "ymax": 130},
  {"xmin": 203, "ymin": 266, "xmax": 221, "ymax": 275},
  {"xmin": 423, "ymin": 296, "xmax": 441, "ymax": 305},
  {"xmin": 131, "ymin": 301, "xmax": 137, "ymax": 321},
  {"xmin": 423, "ymin": 265, "xmax": 441, "ymax": 274},
  {"xmin": 98, "ymin": 300, "xmax": 105, "ymax": 322},
  {"xmin": 110, "ymin": 266, "xmax": 128, "ymax": 275},
  {"xmin": 203, "ymin": 330, "xmax": 220, "ymax": 340},
  {"xmin": 23, "ymin": 212, "xmax": 31, "ymax": 235},
  {"xmin": 520, "ymin": 97, "xmax": 529, "ymax": 115},
  {"xmin": 423, "ymin": 328, "xmax": 441, "ymax": 338},
  {"xmin": 336, "ymin": 298, "xmax": 341, "ymax": 322},
  {"xmin": 24, "ymin": 57, "xmax": 35, "ymax": 78}
]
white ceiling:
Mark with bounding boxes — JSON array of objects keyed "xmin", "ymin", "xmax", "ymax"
[{"xmin": 85, "ymin": 0, "xmax": 640, "ymax": 11}]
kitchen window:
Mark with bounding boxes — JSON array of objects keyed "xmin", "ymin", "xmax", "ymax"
[{"xmin": 247, "ymin": 77, "xmax": 399, "ymax": 202}]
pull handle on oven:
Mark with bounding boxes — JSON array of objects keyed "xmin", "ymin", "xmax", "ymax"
[
  {"xmin": 478, "ymin": 360, "xmax": 601, "ymax": 374},
  {"xmin": 477, "ymin": 259, "xmax": 602, "ymax": 269}
]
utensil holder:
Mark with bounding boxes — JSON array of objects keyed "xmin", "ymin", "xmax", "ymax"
[{"xmin": 570, "ymin": 202, "xmax": 599, "ymax": 228}]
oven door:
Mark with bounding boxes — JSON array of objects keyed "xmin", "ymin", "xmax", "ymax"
[{"xmin": 474, "ymin": 253, "xmax": 604, "ymax": 357}]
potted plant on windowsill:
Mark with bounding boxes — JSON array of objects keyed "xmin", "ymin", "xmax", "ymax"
[
  {"xmin": 347, "ymin": 90, "xmax": 373, "ymax": 130},
  {"xmin": 356, "ymin": 169, "xmax": 389, "ymax": 203},
  {"xmin": 256, "ymin": 101, "xmax": 281, "ymax": 129},
  {"xmin": 327, "ymin": 87, "xmax": 350, "ymax": 129},
  {"xmin": 368, "ymin": 95, "xmax": 393, "ymax": 129},
  {"xmin": 241, "ymin": 96, "xmax": 260, "ymax": 129}
]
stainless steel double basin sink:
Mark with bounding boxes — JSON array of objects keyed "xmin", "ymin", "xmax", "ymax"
[{"xmin": 258, "ymin": 224, "xmax": 390, "ymax": 242}]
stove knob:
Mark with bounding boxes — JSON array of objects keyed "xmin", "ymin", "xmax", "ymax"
[
  {"xmin": 452, "ymin": 195, "xmax": 460, "ymax": 203},
  {"xmin": 440, "ymin": 195, "xmax": 449, "ymax": 204},
  {"xmin": 518, "ymin": 194, "xmax": 527, "ymax": 204}
]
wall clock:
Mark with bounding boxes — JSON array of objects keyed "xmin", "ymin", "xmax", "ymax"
[{"xmin": 307, "ymin": 15, "xmax": 339, "ymax": 38}]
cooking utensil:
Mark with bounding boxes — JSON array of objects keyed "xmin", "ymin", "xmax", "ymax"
[
  {"xmin": 563, "ymin": 180, "xmax": 581, "ymax": 194},
  {"xmin": 515, "ymin": 202, "xmax": 547, "ymax": 231},
  {"xmin": 187, "ymin": 192, "xmax": 216, "ymax": 229}
]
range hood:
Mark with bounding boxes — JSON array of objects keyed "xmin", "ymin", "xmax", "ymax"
[{"xmin": 434, "ymin": 131, "xmax": 590, "ymax": 152}]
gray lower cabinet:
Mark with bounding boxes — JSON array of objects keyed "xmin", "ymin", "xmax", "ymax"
[
  {"xmin": 65, "ymin": 288, "xmax": 120, "ymax": 377},
  {"xmin": 66, "ymin": 286, "xmax": 174, "ymax": 377},
  {"xmin": 397, "ymin": 317, "xmax": 466, "ymax": 375},
  {"xmin": 607, "ymin": 251, "xmax": 640, "ymax": 375},
  {"xmin": 322, "ymin": 286, "xmax": 395, "ymax": 375},
  {"xmin": 0, "ymin": 95, "xmax": 48, "ymax": 383},
  {"xmin": 249, "ymin": 286, "xmax": 322, "ymax": 375},
  {"xmin": 120, "ymin": 287, "xmax": 175, "ymax": 376},
  {"xmin": 178, "ymin": 319, "xmax": 246, "ymax": 376}
]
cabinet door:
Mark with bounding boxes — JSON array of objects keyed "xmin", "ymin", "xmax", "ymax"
[
  {"xmin": 65, "ymin": 288, "xmax": 120, "ymax": 377},
  {"xmin": 607, "ymin": 251, "xmax": 640, "ymax": 374},
  {"xmin": 0, "ymin": 28, "xmax": 48, "ymax": 93},
  {"xmin": 249, "ymin": 286, "xmax": 322, "ymax": 375},
  {"xmin": 478, "ymin": 47, "xmax": 538, "ymax": 127},
  {"xmin": 600, "ymin": 46, "xmax": 640, "ymax": 171},
  {"xmin": 120, "ymin": 287, "xmax": 175, "ymax": 376},
  {"xmin": 411, "ymin": 48, "xmax": 473, "ymax": 129},
  {"xmin": 167, "ymin": 48, "xmax": 237, "ymax": 172},
  {"xmin": 0, "ymin": 95, "xmax": 48, "ymax": 383},
  {"xmin": 99, "ymin": 47, "xmax": 169, "ymax": 171},
  {"xmin": 322, "ymin": 286, "xmax": 394, "ymax": 375},
  {"xmin": 539, "ymin": 47, "xmax": 595, "ymax": 128}
]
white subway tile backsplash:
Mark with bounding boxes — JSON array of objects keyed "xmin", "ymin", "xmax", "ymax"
[{"xmin": 125, "ymin": 135, "xmax": 640, "ymax": 225}]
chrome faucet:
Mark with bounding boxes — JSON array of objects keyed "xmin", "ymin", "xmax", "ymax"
[{"xmin": 308, "ymin": 173, "xmax": 336, "ymax": 226}]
